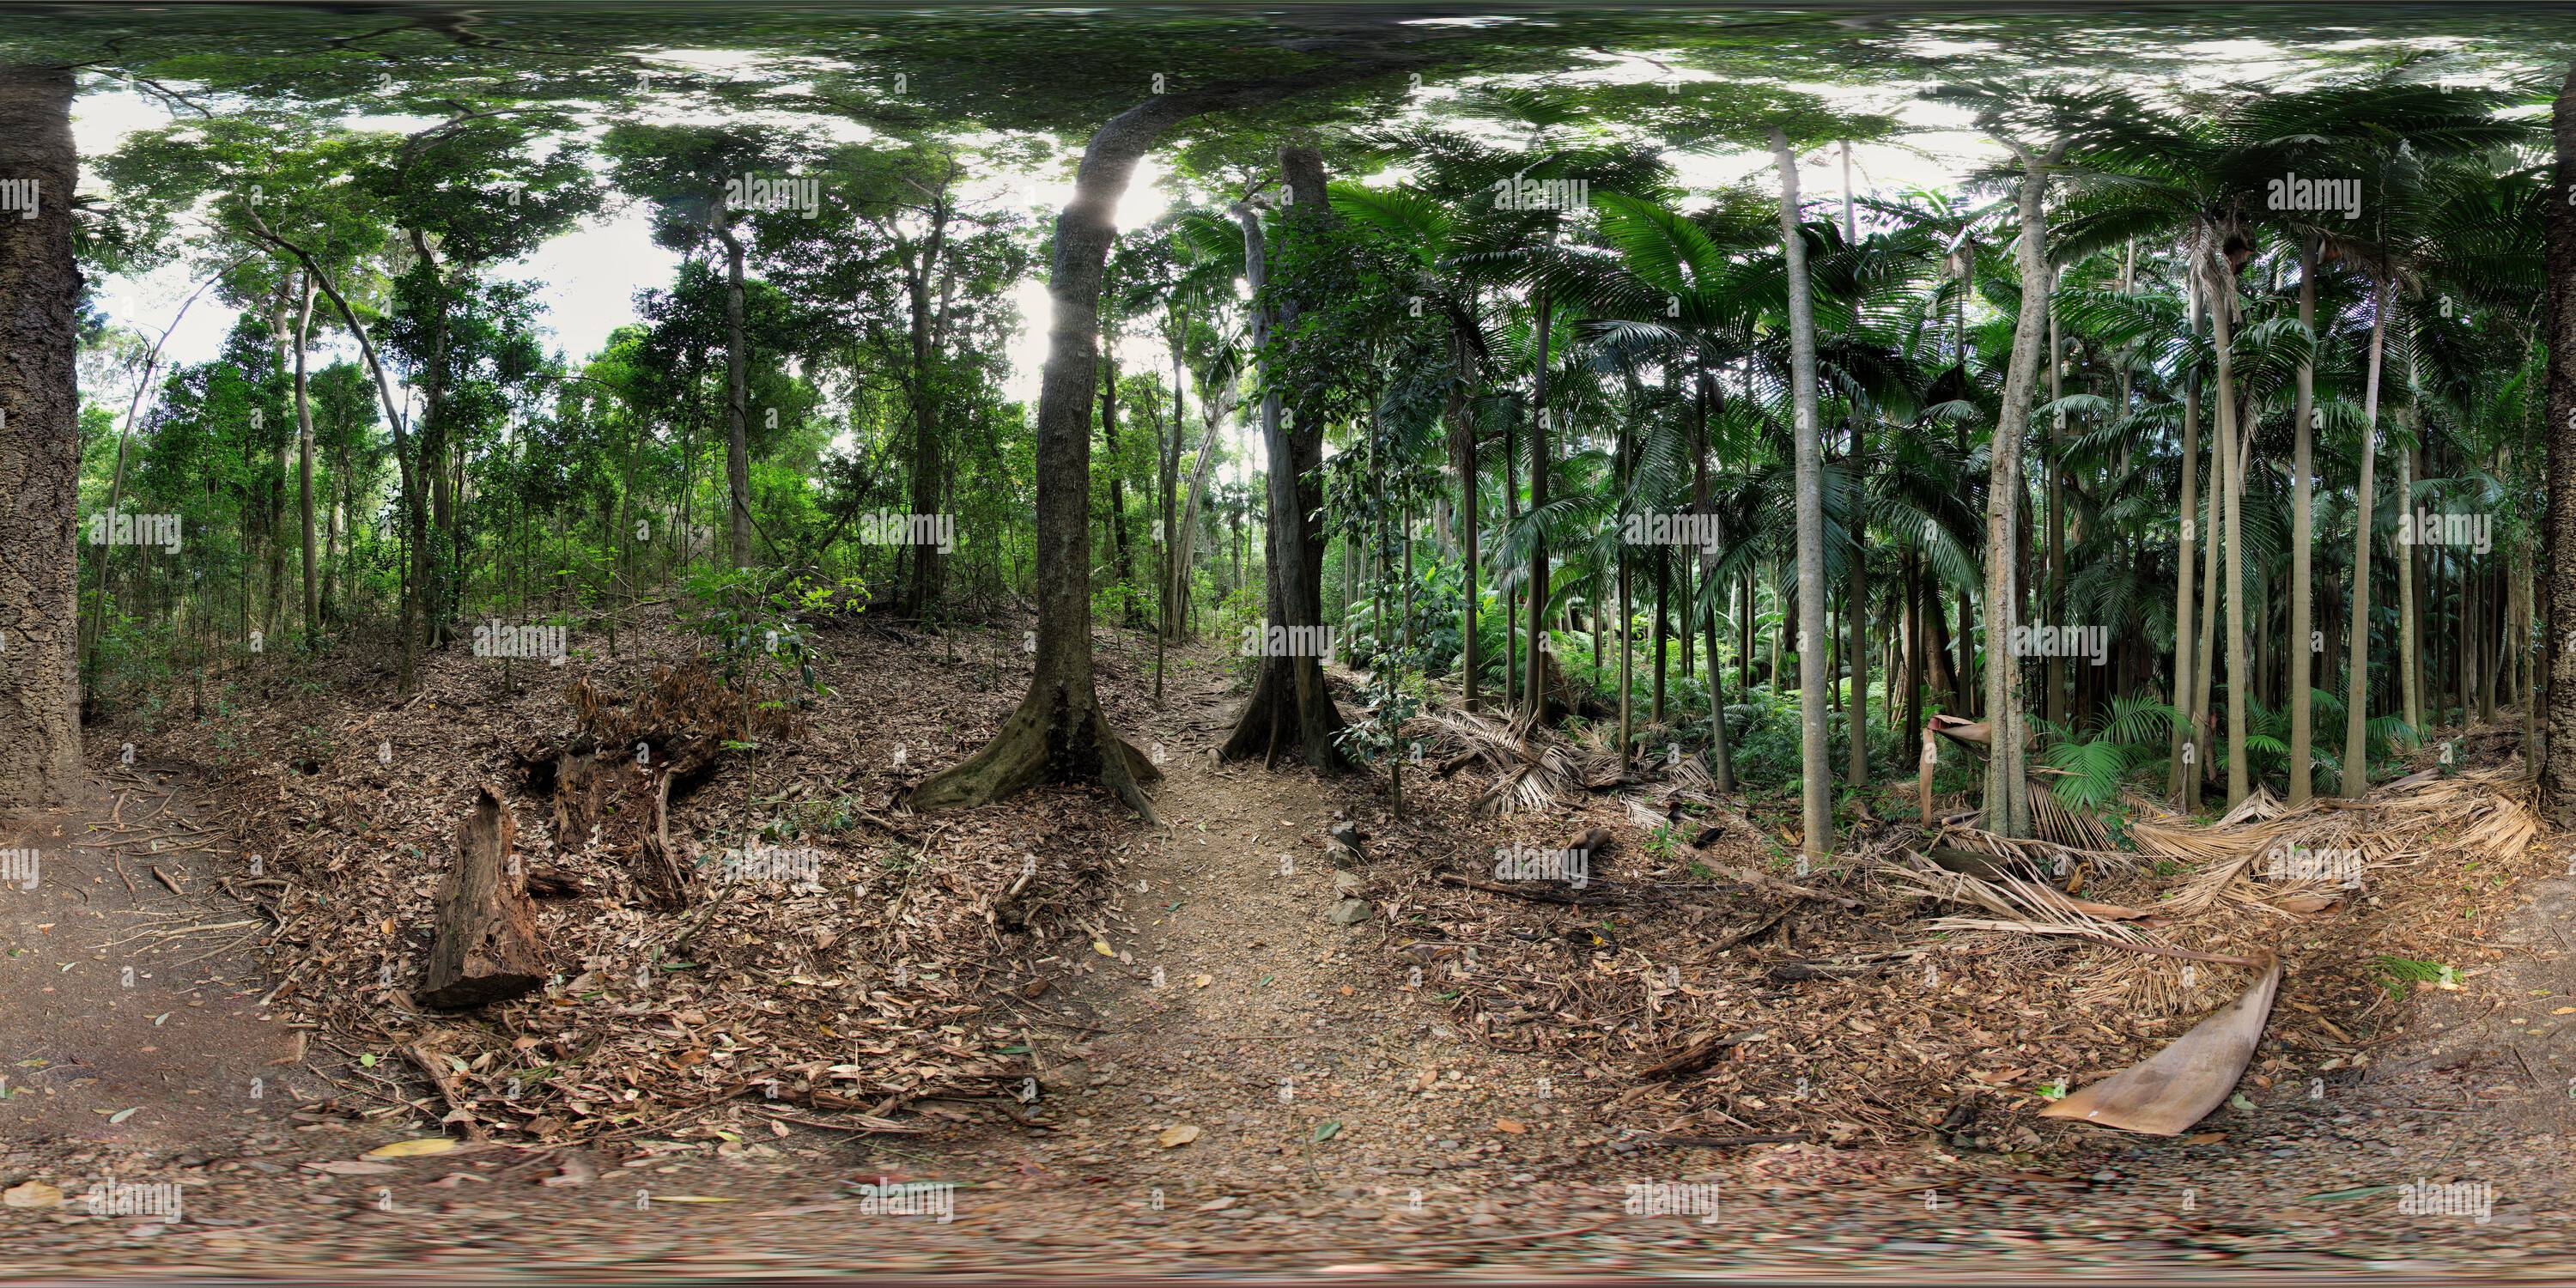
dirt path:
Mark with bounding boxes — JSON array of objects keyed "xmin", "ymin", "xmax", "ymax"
[
  {"xmin": 895, "ymin": 668, "xmax": 1607, "ymax": 1225},
  {"xmin": 0, "ymin": 770, "xmax": 316, "ymax": 1211}
]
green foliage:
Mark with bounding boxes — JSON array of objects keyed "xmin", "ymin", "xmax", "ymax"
[
  {"xmin": 2367, "ymin": 955, "xmax": 2452, "ymax": 999},
  {"xmin": 2036, "ymin": 693, "xmax": 2174, "ymax": 811},
  {"xmin": 678, "ymin": 567, "xmax": 839, "ymax": 698}
]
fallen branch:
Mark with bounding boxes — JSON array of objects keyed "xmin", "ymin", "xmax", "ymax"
[
  {"xmin": 1923, "ymin": 918, "xmax": 2263, "ymax": 967},
  {"xmin": 1653, "ymin": 1132, "xmax": 1814, "ymax": 1147},
  {"xmin": 1436, "ymin": 872, "xmax": 1623, "ymax": 906}
]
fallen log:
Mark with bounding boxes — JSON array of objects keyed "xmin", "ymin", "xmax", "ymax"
[{"xmin": 419, "ymin": 786, "xmax": 544, "ymax": 1010}]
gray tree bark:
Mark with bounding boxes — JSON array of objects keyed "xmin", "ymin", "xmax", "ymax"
[
  {"xmin": 0, "ymin": 61, "xmax": 82, "ymax": 810},
  {"xmin": 1221, "ymin": 143, "xmax": 1351, "ymax": 770},
  {"xmin": 2541, "ymin": 60, "xmax": 2576, "ymax": 822},
  {"xmin": 1979, "ymin": 140, "xmax": 2059, "ymax": 840}
]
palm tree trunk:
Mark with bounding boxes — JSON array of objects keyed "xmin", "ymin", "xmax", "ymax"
[
  {"xmin": 2191, "ymin": 386, "xmax": 2221, "ymax": 809},
  {"xmin": 2342, "ymin": 270, "xmax": 2391, "ymax": 797},
  {"xmin": 1694, "ymin": 373, "xmax": 1735, "ymax": 791},
  {"xmin": 2288, "ymin": 234, "xmax": 2318, "ymax": 804},
  {"xmin": 1455, "ymin": 323, "xmax": 1481, "ymax": 711},
  {"xmin": 2044, "ymin": 269, "xmax": 2065, "ymax": 729},
  {"xmin": 2398, "ymin": 428, "xmax": 2421, "ymax": 733},
  {"xmin": 1651, "ymin": 547, "xmax": 1668, "ymax": 725},
  {"xmin": 2210, "ymin": 258, "xmax": 2251, "ymax": 809},
  {"xmin": 1775, "ymin": 129, "xmax": 1833, "ymax": 860},
  {"xmin": 1523, "ymin": 289, "xmax": 1554, "ymax": 723},
  {"xmin": 1504, "ymin": 411, "xmax": 1520, "ymax": 714},
  {"xmin": 1978, "ymin": 140, "xmax": 2057, "ymax": 841},
  {"xmin": 2171, "ymin": 273, "xmax": 2202, "ymax": 802},
  {"xmin": 1903, "ymin": 549, "xmax": 1924, "ymax": 739},
  {"xmin": 1618, "ymin": 424, "xmax": 1633, "ymax": 769}
]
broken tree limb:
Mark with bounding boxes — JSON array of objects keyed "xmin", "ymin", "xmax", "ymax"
[
  {"xmin": 403, "ymin": 1040, "xmax": 489, "ymax": 1141},
  {"xmin": 1639, "ymin": 1029, "xmax": 1771, "ymax": 1078},
  {"xmin": 1653, "ymin": 1132, "xmax": 1814, "ymax": 1148},
  {"xmin": 1437, "ymin": 872, "xmax": 1623, "ymax": 906},
  {"xmin": 419, "ymin": 786, "xmax": 544, "ymax": 1010},
  {"xmin": 1692, "ymin": 854, "xmax": 1860, "ymax": 910}
]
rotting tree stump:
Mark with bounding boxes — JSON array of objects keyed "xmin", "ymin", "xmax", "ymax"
[
  {"xmin": 420, "ymin": 785, "xmax": 544, "ymax": 1010},
  {"xmin": 532, "ymin": 733, "xmax": 718, "ymax": 912}
]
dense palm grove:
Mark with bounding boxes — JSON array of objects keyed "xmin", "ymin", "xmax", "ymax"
[{"xmin": 4, "ymin": 9, "xmax": 2574, "ymax": 855}]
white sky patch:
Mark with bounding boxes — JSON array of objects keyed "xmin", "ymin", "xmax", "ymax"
[{"xmin": 501, "ymin": 204, "xmax": 680, "ymax": 363}]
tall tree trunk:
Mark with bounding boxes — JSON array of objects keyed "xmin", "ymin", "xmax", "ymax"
[
  {"xmin": 902, "ymin": 203, "xmax": 951, "ymax": 617},
  {"xmin": 1522, "ymin": 290, "xmax": 1555, "ymax": 724},
  {"xmin": 2209, "ymin": 252, "xmax": 2251, "ymax": 808},
  {"xmin": 295, "ymin": 272, "xmax": 320, "ymax": 644},
  {"xmin": 1840, "ymin": 142, "xmax": 1869, "ymax": 787},
  {"xmin": 2191, "ymin": 382, "xmax": 2222, "ymax": 808},
  {"xmin": 1694, "ymin": 372, "xmax": 1735, "ymax": 791},
  {"xmin": 2288, "ymin": 234, "xmax": 2318, "ymax": 804},
  {"xmin": 2462, "ymin": 551, "xmax": 2480, "ymax": 726},
  {"xmin": 410, "ymin": 232, "xmax": 456, "ymax": 647},
  {"xmin": 1103, "ymin": 340, "xmax": 1133, "ymax": 617},
  {"xmin": 1220, "ymin": 145, "xmax": 1351, "ymax": 770},
  {"xmin": 1617, "ymin": 421, "xmax": 1633, "ymax": 769},
  {"xmin": 1651, "ymin": 547, "xmax": 1668, "ymax": 725},
  {"xmin": 2399, "ymin": 426, "xmax": 2421, "ymax": 733},
  {"xmin": 264, "ymin": 285, "xmax": 291, "ymax": 644},
  {"xmin": 916, "ymin": 62, "xmax": 1394, "ymax": 814},
  {"xmin": 1504, "ymin": 411, "xmax": 1519, "ymax": 714},
  {"xmin": 0, "ymin": 61, "xmax": 82, "ymax": 809},
  {"xmin": 714, "ymin": 221, "xmax": 756, "ymax": 569},
  {"xmin": 1775, "ymin": 129, "xmax": 1833, "ymax": 859},
  {"xmin": 1453, "ymin": 319, "xmax": 1481, "ymax": 711},
  {"xmin": 1903, "ymin": 550, "xmax": 1924, "ymax": 741},
  {"xmin": 2044, "ymin": 266, "xmax": 2065, "ymax": 729},
  {"xmin": 1171, "ymin": 359, "xmax": 1235, "ymax": 641},
  {"xmin": 2342, "ymin": 270, "xmax": 2391, "ymax": 798},
  {"xmin": 2171, "ymin": 273, "xmax": 2202, "ymax": 802},
  {"xmin": 1923, "ymin": 562, "xmax": 1959, "ymax": 707},
  {"xmin": 240, "ymin": 206, "xmax": 422, "ymax": 690},
  {"xmin": 1978, "ymin": 140, "xmax": 2057, "ymax": 841},
  {"xmin": 1739, "ymin": 572, "xmax": 1753, "ymax": 693}
]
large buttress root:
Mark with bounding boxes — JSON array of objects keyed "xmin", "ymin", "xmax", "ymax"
[{"xmin": 910, "ymin": 681, "xmax": 1160, "ymax": 823}]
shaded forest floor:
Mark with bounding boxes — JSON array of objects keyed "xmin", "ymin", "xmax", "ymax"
[{"xmin": 5, "ymin": 612, "xmax": 2576, "ymax": 1279}]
